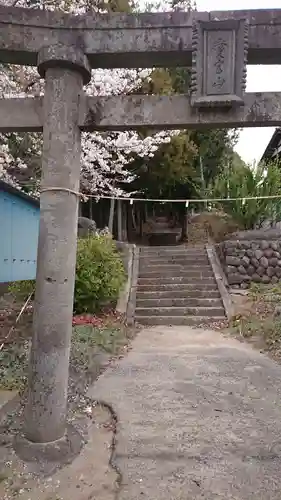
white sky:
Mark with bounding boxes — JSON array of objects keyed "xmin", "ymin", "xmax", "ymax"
[{"xmin": 197, "ymin": 0, "xmax": 281, "ymax": 164}]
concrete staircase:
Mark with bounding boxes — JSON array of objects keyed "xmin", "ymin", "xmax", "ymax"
[{"xmin": 135, "ymin": 245, "xmax": 226, "ymax": 325}]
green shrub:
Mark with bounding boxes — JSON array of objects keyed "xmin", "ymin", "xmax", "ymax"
[
  {"xmin": 9, "ymin": 279, "xmax": 35, "ymax": 299},
  {"xmin": 208, "ymin": 160, "xmax": 281, "ymax": 230},
  {"xmin": 9, "ymin": 235, "xmax": 126, "ymax": 314},
  {"xmin": 74, "ymin": 234, "xmax": 126, "ymax": 313}
]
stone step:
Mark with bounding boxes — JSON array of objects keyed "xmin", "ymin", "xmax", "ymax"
[
  {"xmin": 136, "ymin": 297, "xmax": 223, "ymax": 308},
  {"xmin": 150, "ymin": 222, "xmax": 171, "ymax": 228},
  {"xmin": 140, "ymin": 247, "xmax": 206, "ymax": 254},
  {"xmin": 135, "ymin": 306, "xmax": 225, "ymax": 317},
  {"xmin": 140, "ymin": 249, "xmax": 207, "ymax": 256},
  {"xmin": 136, "ymin": 289, "xmax": 221, "ymax": 299},
  {"xmin": 139, "ymin": 269, "xmax": 214, "ymax": 278},
  {"xmin": 140, "ymin": 252, "xmax": 208, "ymax": 260},
  {"xmin": 140, "ymin": 244, "xmax": 205, "ymax": 249},
  {"xmin": 135, "ymin": 315, "xmax": 226, "ymax": 326},
  {"xmin": 137, "ymin": 283, "xmax": 218, "ymax": 291},
  {"xmin": 140, "ymin": 255, "xmax": 207, "ymax": 261},
  {"xmin": 139, "ymin": 258, "xmax": 209, "ymax": 266},
  {"xmin": 138, "ymin": 277, "xmax": 217, "ymax": 286}
]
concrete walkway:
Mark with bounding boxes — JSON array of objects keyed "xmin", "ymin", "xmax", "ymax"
[{"xmin": 88, "ymin": 326, "xmax": 281, "ymax": 499}]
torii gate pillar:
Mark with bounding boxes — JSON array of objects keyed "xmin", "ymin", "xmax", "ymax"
[{"xmin": 24, "ymin": 45, "xmax": 91, "ymax": 443}]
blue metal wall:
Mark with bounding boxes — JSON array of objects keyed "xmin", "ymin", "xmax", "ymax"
[{"xmin": 0, "ymin": 190, "xmax": 40, "ymax": 282}]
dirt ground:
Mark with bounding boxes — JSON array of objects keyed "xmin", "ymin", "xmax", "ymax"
[
  {"xmin": 228, "ymin": 284, "xmax": 281, "ymax": 361},
  {"xmin": 0, "ymin": 404, "xmax": 117, "ymax": 500}
]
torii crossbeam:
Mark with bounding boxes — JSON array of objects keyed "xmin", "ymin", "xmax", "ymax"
[{"xmin": 1, "ymin": 92, "xmax": 281, "ymax": 132}]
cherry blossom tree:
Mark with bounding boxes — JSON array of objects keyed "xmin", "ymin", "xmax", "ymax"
[{"xmin": 0, "ymin": 0, "xmax": 177, "ymax": 197}]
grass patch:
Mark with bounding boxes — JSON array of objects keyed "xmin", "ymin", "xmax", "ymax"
[
  {"xmin": 71, "ymin": 321, "xmax": 133, "ymax": 375},
  {"xmin": 0, "ymin": 341, "xmax": 29, "ymax": 391},
  {"xmin": 0, "ymin": 315, "xmax": 133, "ymax": 391},
  {"xmin": 230, "ymin": 283, "xmax": 281, "ymax": 358}
]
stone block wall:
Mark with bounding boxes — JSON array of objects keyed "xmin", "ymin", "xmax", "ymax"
[{"xmin": 217, "ymin": 239, "xmax": 281, "ymax": 288}]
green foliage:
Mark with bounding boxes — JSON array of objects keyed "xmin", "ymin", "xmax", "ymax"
[
  {"xmin": 9, "ymin": 279, "xmax": 35, "ymax": 299},
  {"xmin": 74, "ymin": 235, "xmax": 126, "ymax": 314},
  {"xmin": 190, "ymin": 129, "xmax": 239, "ymax": 187},
  {"xmin": 209, "ymin": 161, "xmax": 281, "ymax": 230},
  {"xmin": 129, "ymin": 62, "xmax": 239, "ymax": 202},
  {"xmin": 130, "ymin": 131, "xmax": 198, "ymax": 198},
  {"xmin": 71, "ymin": 323, "xmax": 130, "ymax": 374},
  {"xmin": 9, "ymin": 235, "xmax": 126, "ymax": 315},
  {"xmin": 140, "ymin": 68, "xmax": 174, "ymax": 95}
]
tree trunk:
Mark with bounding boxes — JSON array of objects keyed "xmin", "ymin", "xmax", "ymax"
[
  {"xmin": 117, "ymin": 199, "xmax": 122, "ymax": 241},
  {"xmin": 108, "ymin": 198, "xmax": 115, "ymax": 234}
]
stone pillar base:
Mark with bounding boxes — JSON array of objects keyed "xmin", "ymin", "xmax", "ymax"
[{"xmin": 14, "ymin": 423, "xmax": 84, "ymax": 473}]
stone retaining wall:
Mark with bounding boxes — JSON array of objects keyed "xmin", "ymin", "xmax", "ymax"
[{"xmin": 217, "ymin": 239, "xmax": 281, "ymax": 288}]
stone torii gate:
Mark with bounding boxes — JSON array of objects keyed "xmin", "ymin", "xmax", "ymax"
[{"xmin": 1, "ymin": 5, "xmax": 281, "ymax": 449}]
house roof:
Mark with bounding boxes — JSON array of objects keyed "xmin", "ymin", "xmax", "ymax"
[
  {"xmin": 0, "ymin": 180, "xmax": 40, "ymax": 208},
  {"xmin": 260, "ymin": 127, "xmax": 281, "ymax": 163}
]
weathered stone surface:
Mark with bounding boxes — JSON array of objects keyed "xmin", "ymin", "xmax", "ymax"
[
  {"xmin": 77, "ymin": 216, "xmax": 97, "ymax": 237},
  {"xmin": 260, "ymin": 240, "xmax": 269, "ymax": 250},
  {"xmin": 225, "ymin": 247, "xmax": 235, "ymax": 256},
  {"xmin": 264, "ymin": 248, "xmax": 273, "ymax": 258},
  {"xmin": 83, "ymin": 93, "xmax": 281, "ymax": 132},
  {"xmin": 251, "ymin": 258, "xmax": 259, "ymax": 268},
  {"xmin": 261, "ymin": 275, "xmax": 271, "ymax": 284},
  {"xmin": 241, "ymin": 255, "xmax": 250, "ymax": 266},
  {"xmin": 251, "ymin": 242, "xmax": 259, "ymax": 250},
  {"xmin": 237, "ymin": 265, "xmax": 247, "ymax": 275},
  {"xmin": 238, "ymin": 282, "xmax": 247, "ymax": 289},
  {"xmin": 191, "ymin": 18, "xmax": 248, "ymax": 108},
  {"xmin": 254, "ymin": 249, "xmax": 263, "ymax": 260},
  {"xmin": 225, "ymin": 256, "xmax": 241, "ymax": 266},
  {"xmin": 5, "ymin": 92, "xmax": 281, "ymax": 133},
  {"xmin": 260, "ymin": 256, "xmax": 269, "ymax": 268},
  {"xmin": 247, "ymin": 265, "xmax": 255, "ymax": 276},
  {"xmin": 241, "ymin": 241, "xmax": 251, "ymax": 249},
  {"xmin": 225, "ymin": 265, "xmax": 237, "ymax": 274},
  {"xmin": 271, "ymin": 242, "xmax": 279, "ymax": 251},
  {"xmin": 256, "ymin": 266, "xmax": 265, "ymax": 277},
  {"xmin": 219, "ymin": 237, "xmax": 281, "ymax": 289},
  {"xmin": 267, "ymin": 266, "xmax": 276, "ymax": 277},
  {"xmin": 38, "ymin": 45, "xmax": 91, "ymax": 85},
  {"xmin": 227, "ymin": 273, "xmax": 244, "ymax": 285},
  {"xmin": 224, "ymin": 240, "xmax": 237, "ymax": 249},
  {"xmin": 24, "ymin": 62, "xmax": 86, "ymax": 444},
  {"xmin": 276, "ymin": 268, "xmax": 281, "ymax": 278},
  {"xmin": 272, "ymin": 276, "xmax": 279, "ymax": 284},
  {"xmin": 2, "ymin": 7, "xmax": 281, "ymax": 69}
]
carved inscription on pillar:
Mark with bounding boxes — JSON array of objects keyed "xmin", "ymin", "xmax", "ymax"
[{"xmin": 191, "ymin": 19, "xmax": 249, "ymax": 108}]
